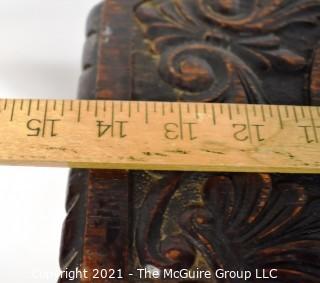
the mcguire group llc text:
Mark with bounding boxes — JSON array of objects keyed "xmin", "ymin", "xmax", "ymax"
[{"xmin": 60, "ymin": 267, "xmax": 279, "ymax": 281}]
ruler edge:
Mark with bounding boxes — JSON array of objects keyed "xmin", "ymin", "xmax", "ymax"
[
  {"xmin": 0, "ymin": 160, "xmax": 319, "ymax": 174},
  {"xmin": 0, "ymin": 98, "xmax": 319, "ymax": 174},
  {"xmin": 0, "ymin": 98, "xmax": 320, "ymax": 108}
]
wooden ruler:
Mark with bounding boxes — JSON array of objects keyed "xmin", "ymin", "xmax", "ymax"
[{"xmin": 0, "ymin": 99, "xmax": 319, "ymax": 173}]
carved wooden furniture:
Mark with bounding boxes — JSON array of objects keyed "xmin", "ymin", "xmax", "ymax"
[{"xmin": 59, "ymin": 1, "xmax": 320, "ymax": 282}]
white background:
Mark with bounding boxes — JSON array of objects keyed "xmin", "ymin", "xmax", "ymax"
[{"xmin": 0, "ymin": 1, "xmax": 100, "ymax": 282}]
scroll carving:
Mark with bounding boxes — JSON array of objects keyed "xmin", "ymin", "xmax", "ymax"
[
  {"xmin": 135, "ymin": 0, "xmax": 320, "ymax": 103},
  {"xmin": 133, "ymin": 173, "xmax": 320, "ymax": 281}
]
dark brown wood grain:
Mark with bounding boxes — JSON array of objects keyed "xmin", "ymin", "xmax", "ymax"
[
  {"xmin": 59, "ymin": 3, "xmax": 130, "ymax": 282},
  {"xmin": 59, "ymin": 1, "xmax": 320, "ymax": 282}
]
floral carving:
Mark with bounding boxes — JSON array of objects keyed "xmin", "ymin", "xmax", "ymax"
[
  {"xmin": 135, "ymin": 0, "xmax": 320, "ymax": 102},
  {"xmin": 134, "ymin": 172, "xmax": 196, "ymax": 270},
  {"xmin": 134, "ymin": 172, "xmax": 320, "ymax": 282}
]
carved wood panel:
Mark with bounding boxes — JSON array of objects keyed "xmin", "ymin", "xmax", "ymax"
[{"xmin": 59, "ymin": 1, "xmax": 320, "ymax": 282}]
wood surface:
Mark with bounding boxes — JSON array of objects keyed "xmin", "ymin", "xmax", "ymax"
[
  {"xmin": 0, "ymin": 99, "xmax": 319, "ymax": 173},
  {"xmin": 59, "ymin": 1, "xmax": 320, "ymax": 282}
]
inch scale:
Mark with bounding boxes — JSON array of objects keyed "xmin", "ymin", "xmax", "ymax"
[{"xmin": 0, "ymin": 99, "xmax": 319, "ymax": 173}]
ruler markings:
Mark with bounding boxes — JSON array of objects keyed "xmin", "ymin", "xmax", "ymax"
[
  {"xmin": 95, "ymin": 100, "xmax": 98, "ymax": 117},
  {"xmin": 309, "ymin": 107, "xmax": 319, "ymax": 143},
  {"xmin": 277, "ymin": 105, "xmax": 284, "ymax": 129},
  {"xmin": 42, "ymin": 100, "xmax": 49, "ymax": 137},
  {"xmin": 28, "ymin": 100, "xmax": 32, "ymax": 116},
  {"xmin": 4, "ymin": 99, "xmax": 8, "ymax": 111},
  {"xmin": 228, "ymin": 104, "xmax": 232, "ymax": 120},
  {"xmin": 293, "ymin": 106, "xmax": 299, "ymax": 123},
  {"xmin": 220, "ymin": 104, "xmax": 224, "ymax": 114},
  {"xmin": 178, "ymin": 103, "xmax": 184, "ymax": 140},
  {"xmin": 77, "ymin": 101, "xmax": 82, "ymax": 122},
  {"xmin": 236, "ymin": 104, "xmax": 240, "ymax": 115},
  {"xmin": 70, "ymin": 100, "xmax": 73, "ymax": 111},
  {"xmin": 211, "ymin": 104, "xmax": 216, "ymax": 125},
  {"xmin": 203, "ymin": 103, "xmax": 207, "ymax": 114},
  {"xmin": 253, "ymin": 105, "xmax": 257, "ymax": 117},
  {"xmin": 244, "ymin": 104, "xmax": 253, "ymax": 144},
  {"xmin": 120, "ymin": 101, "xmax": 123, "ymax": 113},
  {"xmin": 111, "ymin": 101, "xmax": 115, "ymax": 137},
  {"xmin": 301, "ymin": 106, "xmax": 306, "ymax": 118},
  {"xmin": 145, "ymin": 102, "xmax": 149, "ymax": 124},
  {"xmin": 268, "ymin": 105, "xmax": 273, "ymax": 117},
  {"xmin": 195, "ymin": 103, "xmax": 199, "ymax": 119},
  {"xmin": 87, "ymin": 100, "xmax": 90, "ymax": 112},
  {"xmin": 53, "ymin": 100, "xmax": 57, "ymax": 111},
  {"xmin": 0, "ymin": 99, "xmax": 319, "ymax": 173},
  {"xmin": 261, "ymin": 105, "xmax": 266, "ymax": 122},
  {"xmin": 128, "ymin": 101, "xmax": 131, "ymax": 117},
  {"xmin": 285, "ymin": 105, "xmax": 289, "ymax": 118},
  {"xmin": 10, "ymin": 100, "xmax": 16, "ymax": 121},
  {"xmin": 61, "ymin": 100, "xmax": 65, "ymax": 116}
]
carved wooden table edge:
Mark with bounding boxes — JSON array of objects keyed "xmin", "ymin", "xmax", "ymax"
[{"xmin": 58, "ymin": 1, "xmax": 320, "ymax": 282}]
